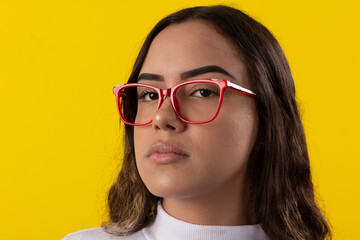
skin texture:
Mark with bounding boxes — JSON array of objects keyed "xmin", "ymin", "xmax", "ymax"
[{"xmin": 134, "ymin": 19, "xmax": 259, "ymax": 226}]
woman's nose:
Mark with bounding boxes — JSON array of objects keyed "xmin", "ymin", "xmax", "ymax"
[{"xmin": 152, "ymin": 96, "xmax": 186, "ymax": 132}]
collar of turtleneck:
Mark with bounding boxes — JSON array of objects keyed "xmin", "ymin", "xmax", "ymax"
[{"xmin": 141, "ymin": 202, "xmax": 269, "ymax": 240}]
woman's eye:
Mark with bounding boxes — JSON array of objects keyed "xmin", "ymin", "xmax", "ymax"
[
  {"xmin": 138, "ymin": 91, "xmax": 159, "ymax": 102},
  {"xmin": 190, "ymin": 88, "xmax": 217, "ymax": 98}
]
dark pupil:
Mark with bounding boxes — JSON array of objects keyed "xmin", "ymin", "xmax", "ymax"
[
  {"xmin": 149, "ymin": 92, "xmax": 158, "ymax": 100},
  {"xmin": 200, "ymin": 89, "xmax": 211, "ymax": 97}
]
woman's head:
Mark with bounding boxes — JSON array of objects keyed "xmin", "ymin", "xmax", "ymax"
[
  {"xmin": 105, "ymin": 5, "xmax": 331, "ymax": 239},
  {"xmin": 133, "ymin": 19, "xmax": 258, "ymax": 206}
]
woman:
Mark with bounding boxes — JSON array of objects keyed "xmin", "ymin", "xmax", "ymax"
[{"xmin": 63, "ymin": 5, "xmax": 331, "ymax": 240}]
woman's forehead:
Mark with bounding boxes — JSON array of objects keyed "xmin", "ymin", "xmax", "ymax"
[
  {"xmin": 146, "ymin": 20, "xmax": 240, "ymax": 63},
  {"xmin": 140, "ymin": 20, "xmax": 249, "ymax": 86}
]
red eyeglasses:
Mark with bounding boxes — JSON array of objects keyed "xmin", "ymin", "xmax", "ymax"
[{"xmin": 113, "ymin": 78, "xmax": 256, "ymax": 126}]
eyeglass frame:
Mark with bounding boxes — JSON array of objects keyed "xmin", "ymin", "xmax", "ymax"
[{"xmin": 113, "ymin": 78, "xmax": 256, "ymax": 126}]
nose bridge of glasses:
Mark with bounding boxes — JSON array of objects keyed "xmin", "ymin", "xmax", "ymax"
[
  {"xmin": 160, "ymin": 88, "xmax": 171, "ymax": 98},
  {"xmin": 158, "ymin": 88, "xmax": 171, "ymax": 105},
  {"xmin": 157, "ymin": 88, "xmax": 178, "ymax": 114}
]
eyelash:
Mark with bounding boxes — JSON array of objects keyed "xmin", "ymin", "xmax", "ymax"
[
  {"xmin": 190, "ymin": 88, "xmax": 219, "ymax": 97},
  {"xmin": 137, "ymin": 90, "xmax": 158, "ymax": 100}
]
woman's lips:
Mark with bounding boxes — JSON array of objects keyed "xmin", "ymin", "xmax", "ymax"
[{"xmin": 146, "ymin": 141, "xmax": 189, "ymax": 164}]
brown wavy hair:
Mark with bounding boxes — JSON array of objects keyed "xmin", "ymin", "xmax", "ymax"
[{"xmin": 103, "ymin": 5, "xmax": 332, "ymax": 240}]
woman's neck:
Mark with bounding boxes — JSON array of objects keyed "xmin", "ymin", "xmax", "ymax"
[{"xmin": 161, "ymin": 174, "xmax": 256, "ymax": 226}]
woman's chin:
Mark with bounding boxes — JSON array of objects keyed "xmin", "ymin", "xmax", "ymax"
[
  {"xmin": 145, "ymin": 180, "xmax": 212, "ymax": 200},
  {"xmin": 147, "ymin": 185, "xmax": 190, "ymax": 198}
]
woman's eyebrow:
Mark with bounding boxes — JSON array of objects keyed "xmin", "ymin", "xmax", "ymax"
[
  {"xmin": 137, "ymin": 65, "xmax": 235, "ymax": 82},
  {"xmin": 137, "ymin": 73, "xmax": 164, "ymax": 82},
  {"xmin": 180, "ymin": 65, "xmax": 235, "ymax": 80}
]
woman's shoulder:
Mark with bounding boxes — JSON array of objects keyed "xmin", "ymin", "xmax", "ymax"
[{"xmin": 62, "ymin": 227, "xmax": 145, "ymax": 240}]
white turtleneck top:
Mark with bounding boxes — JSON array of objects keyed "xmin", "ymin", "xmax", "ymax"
[{"xmin": 62, "ymin": 202, "xmax": 269, "ymax": 240}]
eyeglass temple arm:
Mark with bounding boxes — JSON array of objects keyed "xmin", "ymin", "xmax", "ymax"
[{"xmin": 226, "ymin": 80, "xmax": 256, "ymax": 96}]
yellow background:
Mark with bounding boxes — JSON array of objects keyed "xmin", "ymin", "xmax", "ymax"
[{"xmin": 0, "ymin": 0, "xmax": 359, "ymax": 239}]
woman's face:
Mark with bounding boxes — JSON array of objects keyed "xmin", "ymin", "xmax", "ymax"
[{"xmin": 134, "ymin": 19, "xmax": 258, "ymax": 200}]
